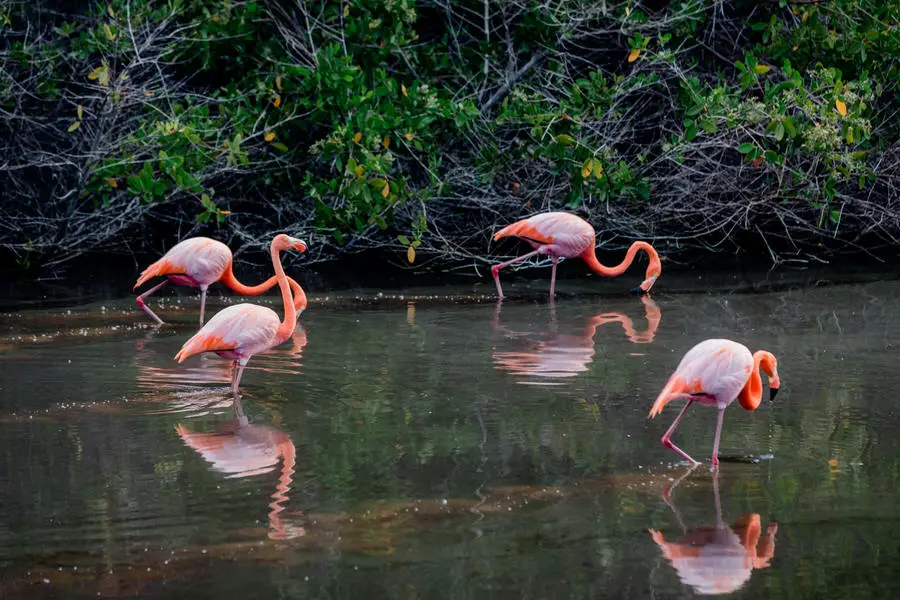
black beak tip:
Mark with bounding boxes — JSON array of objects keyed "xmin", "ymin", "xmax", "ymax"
[
  {"xmin": 769, "ymin": 387, "xmax": 779, "ymax": 401},
  {"xmin": 630, "ymin": 286, "xmax": 646, "ymax": 295}
]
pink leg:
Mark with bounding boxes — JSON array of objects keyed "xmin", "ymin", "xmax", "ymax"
[
  {"xmin": 711, "ymin": 406, "xmax": 726, "ymax": 468},
  {"xmin": 491, "ymin": 249, "xmax": 543, "ymax": 299},
  {"xmin": 232, "ymin": 358, "xmax": 249, "ymax": 397},
  {"xmin": 199, "ymin": 285, "xmax": 208, "ymax": 325},
  {"xmin": 230, "ymin": 359, "xmax": 239, "ymax": 390},
  {"xmin": 660, "ymin": 400, "xmax": 700, "ymax": 465},
  {"xmin": 549, "ymin": 257, "xmax": 558, "ymax": 298},
  {"xmin": 136, "ymin": 279, "xmax": 169, "ymax": 325}
]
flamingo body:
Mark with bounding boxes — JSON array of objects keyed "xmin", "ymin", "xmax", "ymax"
[
  {"xmin": 134, "ymin": 236, "xmax": 308, "ymax": 325},
  {"xmin": 491, "ymin": 212, "xmax": 661, "ymax": 298},
  {"xmin": 649, "ymin": 339, "xmax": 780, "ymax": 467}
]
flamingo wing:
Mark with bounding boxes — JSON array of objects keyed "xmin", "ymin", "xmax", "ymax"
[
  {"xmin": 650, "ymin": 339, "xmax": 753, "ymax": 417},
  {"xmin": 174, "ymin": 303, "xmax": 279, "ymax": 362},
  {"xmin": 494, "ymin": 212, "xmax": 594, "ymax": 251}
]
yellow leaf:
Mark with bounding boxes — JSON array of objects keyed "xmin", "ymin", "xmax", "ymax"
[
  {"xmin": 835, "ymin": 98, "xmax": 847, "ymax": 116},
  {"xmin": 107, "ymin": 4, "xmax": 115, "ymax": 17},
  {"xmin": 343, "ymin": 4, "xmax": 350, "ymax": 17},
  {"xmin": 223, "ymin": 141, "xmax": 229, "ymax": 148},
  {"xmin": 103, "ymin": 23, "xmax": 115, "ymax": 40},
  {"xmin": 383, "ymin": 135, "xmax": 391, "ymax": 149},
  {"xmin": 77, "ymin": 104, "xmax": 83, "ymax": 119},
  {"xmin": 353, "ymin": 131, "xmax": 362, "ymax": 143},
  {"xmin": 273, "ymin": 95, "xmax": 281, "ymax": 108},
  {"xmin": 627, "ymin": 48, "xmax": 640, "ymax": 63},
  {"xmin": 753, "ymin": 65, "xmax": 771, "ymax": 74},
  {"xmin": 143, "ymin": 90, "xmax": 154, "ymax": 97},
  {"xmin": 802, "ymin": 11, "xmax": 809, "ymax": 21},
  {"xmin": 401, "ymin": 84, "xmax": 408, "ymax": 97},
  {"xmin": 211, "ymin": 14, "xmax": 219, "ymax": 21},
  {"xmin": 355, "ymin": 166, "xmax": 363, "ymax": 177},
  {"xmin": 407, "ymin": 246, "xmax": 416, "ymax": 264},
  {"xmin": 67, "ymin": 120, "xmax": 81, "ymax": 132},
  {"xmin": 275, "ymin": 75, "xmax": 282, "ymax": 90},
  {"xmin": 592, "ymin": 159, "xmax": 604, "ymax": 178},
  {"xmin": 792, "ymin": 45, "xmax": 798, "ymax": 51},
  {"xmin": 381, "ymin": 181, "xmax": 390, "ymax": 198},
  {"xmin": 219, "ymin": 210, "xmax": 231, "ymax": 215},
  {"xmin": 404, "ymin": 132, "xmax": 414, "ymax": 141},
  {"xmin": 847, "ymin": 128, "xmax": 854, "ymax": 143},
  {"xmin": 264, "ymin": 132, "xmax": 275, "ymax": 142},
  {"xmin": 106, "ymin": 178, "xmax": 118, "ymax": 188},
  {"xmin": 581, "ymin": 159, "xmax": 592, "ymax": 179}
]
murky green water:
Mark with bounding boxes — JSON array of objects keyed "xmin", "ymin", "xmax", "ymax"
[{"xmin": 2, "ymin": 278, "xmax": 900, "ymax": 598}]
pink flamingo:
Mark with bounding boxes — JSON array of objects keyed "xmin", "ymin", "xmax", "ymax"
[
  {"xmin": 134, "ymin": 236, "xmax": 308, "ymax": 325},
  {"xmin": 173, "ymin": 234, "xmax": 306, "ymax": 396},
  {"xmin": 491, "ymin": 212, "xmax": 662, "ymax": 299},
  {"xmin": 649, "ymin": 339, "xmax": 781, "ymax": 467}
]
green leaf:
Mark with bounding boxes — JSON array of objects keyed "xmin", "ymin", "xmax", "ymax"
[
  {"xmin": 272, "ymin": 142, "xmax": 289, "ymax": 152},
  {"xmin": 554, "ymin": 134, "xmax": 575, "ymax": 146},
  {"xmin": 397, "ymin": 235, "xmax": 410, "ymax": 246},
  {"xmin": 686, "ymin": 105, "xmax": 702, "ymax": 117},
  {"xmin": 67, "ymin": 120, "xmax": 81, "ymax": 132},
  {"xmin": 700, "ymin": 119, "xmax": 717, "ymax": 133},
  {"xmin": 684, "ymin": 123, "xmax": 698, "ymax": 141},
  {"xmin": 783, "ymin": 117, "xmax": 797, "ymax": 138},
  {"xmin": 738, "ymin": 143, "xmax": 755, "ymax": 154},
  {"xmin": 775, "ymin": 122, "xmax": 785, "ymax": 141}
]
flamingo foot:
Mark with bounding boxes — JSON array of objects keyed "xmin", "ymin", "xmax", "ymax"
[{"xmin": 661, "ymin": 436, "xmax": 700, "ymax": 466}]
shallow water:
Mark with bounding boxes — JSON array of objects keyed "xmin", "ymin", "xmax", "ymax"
[{"xmin": 2, "ymin": 279, "xmax": 900, "ymax": 598}]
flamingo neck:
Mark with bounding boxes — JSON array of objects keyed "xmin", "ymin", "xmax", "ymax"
[
  {"xmin": 267, "ymin": 438, "xmax": 297, "ymax": 540},
  {"xmin": 738, "ymin": 351, "xmax": 772, "ymax": 411},
  {"xmin": 271, "ymin": 244, "xmax": 297, "ymax": 343},
  {"xmin": 220, "ymin": 265, "xmax": 307, "ymax": 314},
  {"xmin": 582, "ymin": 241, "xmax": 661, "ymax": 280}
]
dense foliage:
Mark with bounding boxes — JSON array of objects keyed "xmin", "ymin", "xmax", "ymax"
[{"xmin": 0, "ymin": 0, "xmax": 897, "ymax": 270}]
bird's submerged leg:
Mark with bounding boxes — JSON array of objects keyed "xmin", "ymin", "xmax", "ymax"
[
  {"xmin": 660, "ymin": 400, "xmax": 699, "ymax": 465},
  {"xmin": 549, "ymin": 257, "xmax": 558, "ymax": 298},
  {"xmin": 199, "ymin": 285, "xmax": 208, "ymax": 325},
  {"xmin": 232, "ymin": 358, "xmax": 249, "ymax": 397},
  {"xmin": 711, "ymin": 406, "xmax": 726, "ymax": 469},
  {"xmin": 491, "ymin": 249, "xmax": 543, "ymax": 299},
  {"xmin": 136, "ymin": 279, "xmax": 169, "ymax": 325}
]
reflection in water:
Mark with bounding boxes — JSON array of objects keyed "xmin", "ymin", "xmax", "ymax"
[
  {"xmin": 491, "ymin": 296, "xmax": 660, "ymax": 384},
  {"xmin": 649, "ymin": 470, "xmax": 777, "ymax": 596},
  {"xmin": 175, "ymin": 397, "xmax": 305, "ymax": 540},
  {"xmin": 134, "ymin": 328, "xmax": 307, "ymax": 414}
]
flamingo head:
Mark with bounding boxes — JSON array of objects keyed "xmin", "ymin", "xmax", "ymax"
[
  {"xmin": 759, "ymin": 352, "xmax": 780, "ymax": 400},
  {"xmin": 272, "ymin": 234, "xmax": 308, "ymax": 253}
]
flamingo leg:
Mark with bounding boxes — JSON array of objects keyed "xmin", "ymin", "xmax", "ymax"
[
  {"xmin": 711, "ymin": 406, "xmax": 726, "ymax": 468},
  {"xmin": 136, "ymin": 279, "xmax": 169, "ymax": 325},
  {"xmin": 199, "ymin": 285, "xmax": 208, "ymax": 325},
  {"xmin": 232, "ymin": 358, "xmax": 249, "ymax": 397},
  {"xmin": 549, "ymin": 257, "xmax": 558, "ymax": 298},
  {"xmin": 230, "ymin": 359, "xmax": 238, "ymax": 390},
  {"xmin": 491, "ymin": 249, "xmax": 543, "ymax": 299},
  {"xmin": 660, "ymin": 400, "xmax": 700, "ymax": 466}
]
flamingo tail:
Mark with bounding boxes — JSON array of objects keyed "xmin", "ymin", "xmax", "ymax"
[
  {"xmin": 134, "ymin": 258, "xmax": 182, "ymax": 290},
  {"xmin": 174, "ymin": 332, "xmax": 234, "ymax": 363},
  {"xmin": 648, "ymin": 376, "xmax": 687, "ymax": 418}
]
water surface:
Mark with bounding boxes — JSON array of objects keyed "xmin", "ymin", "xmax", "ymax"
[{"xmin": 2, "ymin": 279, "xmax": 900, "ymax": 598}]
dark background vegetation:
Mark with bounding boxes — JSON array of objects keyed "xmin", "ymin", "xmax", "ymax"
[{"xmin": 1, "ymin": 0, "xmax": 897, "ymax": 276}]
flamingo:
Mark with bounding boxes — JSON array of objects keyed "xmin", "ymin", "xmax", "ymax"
[
  {"xmin": 134, "ymin": 236, "xmax": 308, "ymax": 325},
  {"xmin": 491, "ymin": 212, "xmax": 661, "ymax": 299},
  {"xmin": 649, "ymin": 470, "xmax": 778, "ymax": 595},
  {"xmin": 173, "ymin": 234, "xmax": 306, "ymax": 396},
  {"xmin": 649, "ymin": 339, "xmax": 781, "ymax": 467}
]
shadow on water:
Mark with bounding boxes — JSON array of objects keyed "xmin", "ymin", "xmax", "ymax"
[{"xmin": 3, "ymin": 279, "xmax": 900, "ymax": 598}]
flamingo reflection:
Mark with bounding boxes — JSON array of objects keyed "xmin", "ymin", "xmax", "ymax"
[
  {"xmin": 175, "ymin": 396, "xmax": 305, "ymax": 540},
  {"xmin": 491, "ymin": 296, "xmax": 660, "ymax": 385},
  {"xmin": 649, "ymin": 470, "xmax": 777, "ymax": 596}
]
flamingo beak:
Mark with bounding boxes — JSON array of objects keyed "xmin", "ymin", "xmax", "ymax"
[
  {"xmin": 291, "ymin": 238, "xmax": 307, "ymax": 252},
  {"xmin": 769, "ymin": 386, "xmax": 779, "ymax": 401}
]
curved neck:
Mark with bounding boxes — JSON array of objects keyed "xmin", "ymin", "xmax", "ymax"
[
  {"xmin": 267, "ymin": 438, "xmax": 297, "ymax": 540},
  {"xmin": 582, "ymin": 241, "xmax": 661, "ymax": 279},
  {"xmin": 220, "ymin": 265, "xmax": 307, "ymax": 313},
  {"xmin": 738, "ymin": 351, "xmax": 774, "ymax": 411},
  {"xmin": 271, "ymin": 245, "xmax": 297, "ymax": 342}
]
